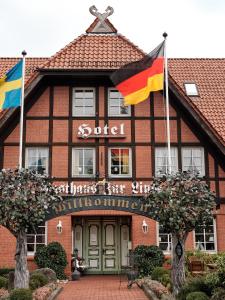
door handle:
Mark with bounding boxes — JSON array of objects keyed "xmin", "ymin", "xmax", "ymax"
[{"xmin": 102, "ymin": 249, "xmax": 105, "ymax": 255}]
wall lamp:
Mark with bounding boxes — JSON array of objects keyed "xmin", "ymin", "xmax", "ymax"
[
  {"xmin": 56, "ymin": 220, "xmax": 63, "ymax": 234},
  {"xmin": 142, "ymin": 219, "xmax": 149, "ymax": 234}
]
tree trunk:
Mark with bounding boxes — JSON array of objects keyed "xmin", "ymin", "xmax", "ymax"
[
  {"xmin": 14, "ymin": 230, "xmax": 29, "ymax": 289},
  {"xmin": 171, "ymin": 233, "xmax": 187, "ymax": 295}
]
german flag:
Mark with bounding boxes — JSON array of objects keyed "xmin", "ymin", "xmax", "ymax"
[{"xmin": 110, "ymin": 41, "xmax": 165, "ymax": 105}]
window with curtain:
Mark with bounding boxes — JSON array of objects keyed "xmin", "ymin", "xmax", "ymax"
[
  {"xmin": 108, "ymin": 89, "xmax": 130, "ymax": 116},
  {"xmin": 72, "ymin": 148, "xmax": 95, "ymax": 177},
  {"xmin": 25, "ymin": 148, "xmax": 49, "ymax": 174},
  {"xmin": 73, "ymin": 88, "xmax": 95, "ymax": 116},
  {"xmin": 109, "ymin": 148, "xmax": 131, "ymax": 177},
  {"xmin": 155, "ymin": 147, "xmax": 178, "ymax": 176},
  {"xmin": 27, "ymin": 223, "xmax": 46, "ymax": 255},
  {"xmin": 158, "ymin": 224, "xmax": 171, "ymax": 253},
  {"xmin": 195, "ymin": 219, "xmax": 216, "ymax": 251},
  {"xmin": 182, "ymin": 147, "xmax": 205, "ymax": 176}
]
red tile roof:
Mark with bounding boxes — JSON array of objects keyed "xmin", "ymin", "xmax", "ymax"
[
  {"xmin": 40, "ymin": 34, "xmax": 144, "ymax": 70},
  {"xmin": 0, "ymin": 57, "xmax": 48, "ymax": 82},
  {"xmin": 168, "ymin": 59, "xmax": 225, "ymax": 144},
  {"xmin": 0, "ymin": 18, "xmax": 224, "ymax": 146}
]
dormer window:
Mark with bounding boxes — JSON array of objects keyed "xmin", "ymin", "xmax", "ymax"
[{"xmin": 184, "ymin": 83, "xmax": 199, "ymax": 96}]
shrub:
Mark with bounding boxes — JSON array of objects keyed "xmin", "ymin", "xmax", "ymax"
[
  {"xmin": 211, "ymin": 287, "xmax": 225, "ymax": 300},
  {"xmin": 31, "ymin": 268, "xmax": 57, "ymax": 282},
  {"xmin": 151, "ymin": 267, "xmax": 172, "ymax": 290},
  {"xmin": 10, "ymin": 288, "xmax": 32, "ymax": 300},
  {"xmin": 133, "ymin": 245, "xmax": 164, "ymax": 277},
  {"xmin": 216, "ymin": 254, "xmax": 225, "ymax": 285},
  {"xmin": 29, "ymin": 273, "xmax": 48, "ymax": 290},
  {"xmin": 204, "ymin": 272, "xmax": 220, "ymax": 290},
  {"xmin": 0, "ymin": 276, "xmax": 8, "ymax": 289},
  {"xmin": 177, "ymin": 277, "xmax": 212, "ymax": 300},
  {"xmin": 161, "ymin": 274, "xmax": 172, "ymax": 291},
  {"xmin": 186, "ymin": 291, "xmax": 209, "ymax": 300},
  {"xmin": 151, "ymin": 267, "xmax": 170, "ymax": 281},
  {"xmin": 34, "ymin": 242, "xmax": 68, "ymax": 279},
  {"xmin": 0, "ymin": 268, "xmax": 14, "ymax": 277}
]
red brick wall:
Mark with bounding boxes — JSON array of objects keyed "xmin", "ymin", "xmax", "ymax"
[
  {"xmin": 26, "ymin": 120, "xmax": 49, "ymax": 143},
  {"xmin": 27, "ymin": 88, "xmax": 50, "ymax": 117},
  {"xmin": 136, "ymin": 146, "xmax": 152, "ymax": 177},
  {"xmin": 132, "ymin": 215, "xmax": 156, "ymax": 248},
  {"xmin": 53, "ymin": 86, "xmax": 69, "ymax": 116},
  {"xmin": 135, "ymin": 120, "xmax": 151, "ymax": 142},
  {"xmin": 52, "ymin": 146, "xmax": 68, "ymax": 177},
  {"xmin": 181, "ymin": 120, "xmax": 199, "ymax": 143},
  {"xmin": 0, "ymin": 226, "xmax": 16, "ymax": 268},
  {"xmin": 53, "ymin": 120, "xmax": 68, "ymax": 143},
  {"xmin": 1, "ymin": 84, "xmax": 225, "ymax": 271}
]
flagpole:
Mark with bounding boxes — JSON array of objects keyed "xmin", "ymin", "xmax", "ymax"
[
  {"xmin": 19, "ymin": 50, "xmax": 27, "ymax": 169},
  {"xmin": 163, "ymin": 32, "xmax": 172, "ymax": 174}
]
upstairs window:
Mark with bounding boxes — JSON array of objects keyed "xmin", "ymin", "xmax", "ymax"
[
  {"xmin": 25, "ymin": 148, "xmax": 49, "ymax": 174},
  {"xmin": 182, "ymin": 147, "xmax": 205, "ymax": 176},
  {"xmin": 109, "ymin": 148, "xmax": 132, "ymax": 177},
  {"xmin": 72, "ymin": 148, "xmax": 95, "ymax": 177},
  {"xmin": 155, "ymin": 147, "xmax": 178, "ymax": 176},
  {"xmin": 73, "ymin": 88, "xmax": 95, "ymax": 116},
  {"xmin": 184, "ymin": 83, "xmax": 199, "ymax": 96},
  {"xmin": 108, "ymin": 89, "xmax": 130, "ymax": 116}
]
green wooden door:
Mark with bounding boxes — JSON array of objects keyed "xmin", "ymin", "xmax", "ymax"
[
  {"xmin": 102, "ymin": 220, "xmax": 118, "ymax": 273},
  {"xmin": 85, "ymin": 219, "xmax": 119, "ymax": 274},
  {"xmin": 85, "ymin": 220, "xmax": 102, "ymax": 273}
]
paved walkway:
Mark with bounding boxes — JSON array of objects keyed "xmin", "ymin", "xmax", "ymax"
[{"xmin": 57, "ymin": 275, "xmax": 148, "ymax": 300}]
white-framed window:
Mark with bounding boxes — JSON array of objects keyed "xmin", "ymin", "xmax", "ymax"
[
  {"xmin": 108, "ymin": 88, "xmax": 131, "ymax": 116},
  {"xmin": 27, "ymin": 223, "xmax": 47, "ymax": 256},
  {"xmin": 194, "ymin": 219, "xmax": 216, "ymax": 252},
  {"xmin": 72, "ymin": 88, "xmax": 95, "ymax": 116},
  {"xmin": 184, "ymin": 83, "xmax": 199, "ymax": 96},
  {"xmin": 72, "ymin": 148, "xmax": 95, "ymax": 177},
  {"xmin": 158, "ymin": 223, "xmax": 171, "ymax": 253},
  {"xmin": 155, "ymin": 147, "xmax": 178, "ymax": 176},
  {"xmin": 109, "ymin": 148, "xmax": 132, "ymax": 177},
  {"xmin": 25, "ymin": 148, "xmax": 49, "ymax": 174},
  {"xmin": 182, "ymin": 147, "xmax": 205, "ymax": 176}
]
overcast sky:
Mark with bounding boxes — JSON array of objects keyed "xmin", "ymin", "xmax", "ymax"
[{"xmin": 0, "ymin": 0, "xmax": 225, "ymax": 58}]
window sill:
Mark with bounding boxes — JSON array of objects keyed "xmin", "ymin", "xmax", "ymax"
[
  {"xmin": 108, "ymin": 115, "xmax": 131, "ymax": 117},
  {"xmin": 72, "ymin": 175, "xmax": 95, "ymax": 178},
  {"xmin": 109, "ymin": 175, "xmax": 132, "ymax": 178}
]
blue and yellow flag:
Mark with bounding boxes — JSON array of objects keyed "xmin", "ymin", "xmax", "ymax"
[{"xmin": 0, "ymin": 60, "xmax": 23, "ymax": 110}]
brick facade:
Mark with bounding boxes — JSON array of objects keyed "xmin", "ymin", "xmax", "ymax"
[{"xmin": 0, "ymin": 83, "xmax": 224, "ymax": 275}]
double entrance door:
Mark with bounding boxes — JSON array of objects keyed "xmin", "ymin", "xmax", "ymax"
[{"xmin": 74, "ymin": 217, "xmax": 130, "ymax": 274}]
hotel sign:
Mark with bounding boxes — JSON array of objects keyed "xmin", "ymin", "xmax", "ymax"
[
  {"xmin": 77, "ymin": 123, "xmax": 125, "ymax": 139},
  {"xmin": 57, "ymin": 181, "xmax": 151, "ymax": 195},
  {"xmin": 45, "ymin": 195, "xmax": 151, "ymax": 221}
]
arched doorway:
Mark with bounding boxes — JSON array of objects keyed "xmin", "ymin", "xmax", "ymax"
[{"xmin": 45, "ymin": 195, "xmax": 152, "ymax": 274}]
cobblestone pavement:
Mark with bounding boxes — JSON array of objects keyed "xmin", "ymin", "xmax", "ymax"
[{"xmin": 56, "ymin": 275, "xmax": 148, "ymax": 300}]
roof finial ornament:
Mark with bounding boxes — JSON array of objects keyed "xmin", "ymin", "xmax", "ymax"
[{"xmin": 89, "ymin": 5, "xmax": 114, "ymax": 26}]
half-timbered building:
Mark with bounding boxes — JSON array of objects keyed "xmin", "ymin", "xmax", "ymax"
[{"xmin": 0, "ymin": 10, "xmax": 224, "ymax": 275}]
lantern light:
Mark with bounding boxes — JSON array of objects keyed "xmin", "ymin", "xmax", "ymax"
[
  {"xmin": 56, "ymin": 220, "xmax": 63, "ymax": 234},
  {"xmin": 142, "ymin": 219, "xmax": 149, "ymax": 234}
]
